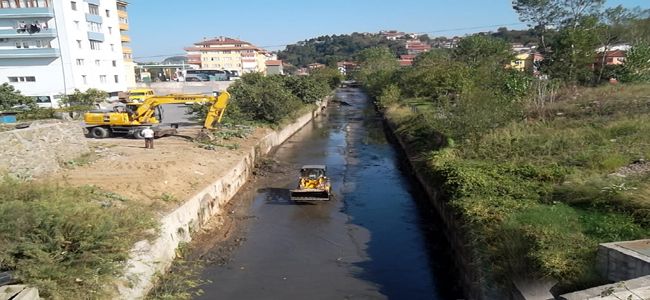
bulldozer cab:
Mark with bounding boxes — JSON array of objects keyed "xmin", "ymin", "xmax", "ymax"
[{"xmin": 301, "ymin": 166, "xmax": 326, "ymax": 180}]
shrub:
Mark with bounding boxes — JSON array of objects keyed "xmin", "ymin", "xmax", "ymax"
[{"xmin": 0, "ymin": 178, "xmax": 157, "ymax": 299}]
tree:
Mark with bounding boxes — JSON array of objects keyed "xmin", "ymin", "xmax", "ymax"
[
  {"xmin": 620, "ymin": 42, "xmax": 650, "ymax": 83},
  {"xmin": 0, "ymin": 83, "xmax": 34, "ymax": 110},
  {"xmin": 594, "ymin": 6, "xmax": 634, "ymax": 82},
  {"xmin": 309, "ymin": 67, "xmax": 344, "ymax": 89},
  {"xmin": 454, "ymin": 35, "xmax": 514, "ymax": 68},
  {"xmin": 545, "ymin": 17, "xmax": 600, "ymax": 84},
  {"xmin": 227, "ymin": 73, "xmax": 302, "ymax": 124},
  {"xmin": 512, "ymin": 0, "xmax": 563, "ymax": 50},
  {"xmin": 354, "ymin": 47, "xmax": 399, "ymax": 98},
  {"xmin": 60, "ymin": 88, "xmax": 107, "ymax": 107},
  {"xmin": 282, "ymin": 76, "xmax": 330, "ymax": 104}
]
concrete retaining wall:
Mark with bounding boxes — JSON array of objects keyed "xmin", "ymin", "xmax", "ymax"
[
  {"xmin": 381, "ymin": 117, "xmax": 489, "ymax": 300},
  {"xmin": 0, "ymin": 121, "xmax": 89, "ymax": 178},
  {"xmin": 597, "ymin": 240, "xmax": 650, "ymax": 282},
  {"xmin": 117, "ymin": 100, "xmax": 328, "ymax": 299},
  {"xmin": 136, "ymin": 81, "xmax": 234, "ymax": 95}
]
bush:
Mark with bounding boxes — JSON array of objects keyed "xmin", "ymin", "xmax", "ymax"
[
  {"xmin": 227, "ymin": 73, "xmax": 303, "ymax": 125},
  {"xmin": 0, "ymin": 83, "xmax": 34, "ymax": 110},
  {"xmin": 0, "ymin": 178, "xmax": 157, "ymax": 299}
]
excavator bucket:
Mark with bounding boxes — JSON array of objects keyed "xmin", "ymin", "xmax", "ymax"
[{"xmin": 290, "ymin": 189, "xmax": 330, "ymax": 201}]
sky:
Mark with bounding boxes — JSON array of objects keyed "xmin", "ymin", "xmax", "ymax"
[{"xmin": 127, "ymin": 0, "xmax": 650, "ymax": 61}]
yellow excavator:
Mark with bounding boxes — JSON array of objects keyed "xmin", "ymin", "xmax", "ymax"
[{"xmin": 83, "ymin": 91, "xmax": 230, "ymax": 139}]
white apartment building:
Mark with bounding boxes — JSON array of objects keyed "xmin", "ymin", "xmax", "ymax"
[{"xmin": 0, "ymin": 0, "xmax": 128, "ymax": 107}]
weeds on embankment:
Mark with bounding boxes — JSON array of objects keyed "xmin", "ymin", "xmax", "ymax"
[
  {"xmin": 386, "ymin": 84, "xmax": 650, "ymax": 292},
  {"xmin": 0, "ymin": 178, "xmax": 157, "ymax": 299}
]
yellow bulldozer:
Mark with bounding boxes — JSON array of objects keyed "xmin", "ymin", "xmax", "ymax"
[
  {"xmin": 290, "ymin": 165, "xmax": 332, "ymax": 201},
  {"xmin": 83, "ymin": 92, "xmax": 230, "ymax": 139}
]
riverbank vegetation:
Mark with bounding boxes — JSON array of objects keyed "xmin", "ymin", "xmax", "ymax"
[
  {"xmin": 195, "ymin": 70, "xmax": 341, "ymax": 127},
  {"xmin": 0, "ymin": 178, "xmax": 157, "ymax": 299},
  {"xmin": 358, "ymin": 0, "xmax": 650, "ymax": 293}
]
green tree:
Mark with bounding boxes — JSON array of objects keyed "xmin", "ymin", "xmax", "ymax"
[
  {"xmin": 620, "ymin": 42, "xmax": 650, "ymax": 83},
  {"xmin": 594, "ymin": 6, "xmax": 635, "ymax": 82},
  {"xmin": 309, "ymin": 67, "xmax": 344, "ymax": 89},
  {"xmin": 544, "ymin": 16, "xmax": 600, "ymax": 84},
  {"xmin": 400, "ymin": 53, "xmax": 471, "ymax": 100},
  {"xmin": 60, "ymin": 88, "xmax": 107, "ymax": 107},
  {"xmin": 0, "ymin": 83, "xmax": 34, "ymax": 110},
  {"xmin": 282, "ymin": 76, "xmax": 330, "ymax": 104},
  {"xmin": 454, "ymin": 35, "xmax": 514, "ymax": 68},
  {"xmin": 227, "ymin": 73, "xmax": 302, "ymax": 124},
  {"xmin": 512, "ymin": 0, "xmax": 563, "ymax": 50},
  {"xmin": 354, "ymin": 47, "xmax": 399, "ymax": 98}
]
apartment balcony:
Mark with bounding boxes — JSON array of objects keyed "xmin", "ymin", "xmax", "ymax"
[
  {"xmin": 85, "ymin": 14, "xmax": 103, "ymax": 24},
  {"xmin": 0, "ymin": 7, "xmax": 54, "ymax": 19},
  {"xmin": 119, "ymin": 22, "xmax": 129, "ymax": 31},
  {"xmin": 122, "ymin": 46, "xmax": 132, "ymax": 54},
  {"xmin": 117, "ymin": 10, "xmax": 128, "ymax": 19},
  {"xmin": 0, "ymin": 48, "xmax": 60, "ymax": 59},
  {"xmin": 120, "ymin": 34, "xmax": 130, "ymax": 43},
  {"xmin": 87, "ymin": 31, "xmax": 104, "ymax": 42},
  {"xmin": 0, "ymin": 28, "xmax": 56, "ymax": 38}
]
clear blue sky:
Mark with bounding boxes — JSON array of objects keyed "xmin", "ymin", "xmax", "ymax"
[{"xmin": 127, "ymin": 0, "xmax": 649, "ymax": 61}]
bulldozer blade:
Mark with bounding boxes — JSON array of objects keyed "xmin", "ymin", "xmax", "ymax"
[{"xmin": 290, "ymin": 190, "xmax": 330, "ymax": 201}]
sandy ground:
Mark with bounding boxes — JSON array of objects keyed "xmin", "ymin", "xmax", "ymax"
[{"xmin": 51, "ymin": 126, "xmax": 270, "ymax": 212}]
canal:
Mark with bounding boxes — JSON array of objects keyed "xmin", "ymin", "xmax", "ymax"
[{"xmin": 193, "ymin": 88, "xmax": 461, "ymax": 299}]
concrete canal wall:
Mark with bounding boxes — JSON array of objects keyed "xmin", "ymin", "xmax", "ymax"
[{"xmin": 116, "ymin": 99, "xmax": 329, "ymax": 299}]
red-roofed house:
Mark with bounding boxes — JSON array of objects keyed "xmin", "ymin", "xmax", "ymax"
[
  {"xmin": 406, "ymin": 40, "xmax": 431, "ymax": 55},
  {"xmin": 185, "ymin": 36, "xmax": 271, "ymax": 74},
  {"xmin": 265, "ymin": 60, "xmax": 284, "ymax": 75}
]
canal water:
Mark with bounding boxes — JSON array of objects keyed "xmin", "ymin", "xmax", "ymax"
[{"xmin": 195, "ymin": 88, "xmax": 461, "ymax": 299}]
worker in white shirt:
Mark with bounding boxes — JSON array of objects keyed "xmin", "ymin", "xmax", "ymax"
[{"xmin": 142, "ymin": 127, "xmax": 155, "ymax": 149}]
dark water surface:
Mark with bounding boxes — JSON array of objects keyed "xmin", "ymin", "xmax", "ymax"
[{"xmin": 195, "ymin": 88, "xmax": 461, "ymax": 300}]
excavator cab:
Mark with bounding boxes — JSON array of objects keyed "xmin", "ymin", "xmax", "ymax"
[{"xmin": 290, "ymin": 165, "xmax": 332, "ymax": 201}]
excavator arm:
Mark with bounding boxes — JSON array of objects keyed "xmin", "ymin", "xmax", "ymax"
[
  {"xmin": 203, "ymin": 91, "xmax": 230, "ymax": 129},
  {"xmin": 130, "ymin": 92, "xmax": 230, "ymax": 127}
]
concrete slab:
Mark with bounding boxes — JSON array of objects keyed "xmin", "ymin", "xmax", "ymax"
[{"xmin": 560, "ymin": 275, "xmax": 650, "ymax": 300}]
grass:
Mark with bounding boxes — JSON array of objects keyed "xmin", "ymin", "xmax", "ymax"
[
  {"xmin": 0, "ymin": 177, "xmax": 157, "ymax": 299},
  {"xmin": 386, "ymin": 83, "xmax": 650, "ymax": 292}
]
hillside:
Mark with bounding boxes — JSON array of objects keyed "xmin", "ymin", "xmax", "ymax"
[{"xmin": 278, "ymin": 32, "xmax": 406, "ymax": 67}]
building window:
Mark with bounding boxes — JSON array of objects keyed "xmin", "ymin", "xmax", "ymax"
[
  {"xmin": 89, "ymin": 40, "xmax": 101, "ymax": 50},
  {"xmin": 88, "ymin": 4, "xmax": 99, "ymax": 15},
  {"xmin": 77, "ymin": 40, "xmax": 82, "ymax": 49},
  {"xmin": 99, "ymin": 75, "xmax": 107, "ymax": 83},
  {"xmin": 76, "ymin": 59, "xmax": 84, "ymax": 66},
  {"xmin": 71, "ymin": 1, "xmax": 76, "ymax": 10},
  {"xmin": 112, "ymin": 60, "xmax": 116, "ymax": 67},
  {"xmin": 87, "ymin": 21, "xmax": 101, "ymax": 32},
  {"xmin": 105, "ymin": 9, "xmax": 110, "ymax": 17},
  {"xmin": 35, "ymin": 96, "xmax": 51, "ymax": 103},
  {"xmin": 8, "ymin": 76, "xmax": 35, "ymax": 82},
  {"xmin": 82, "ymin": 75, "xmax": 87, "ymax": 84},
  {"xmin": 74, "ymin": 20, "xmax": 80, "ymax": 29},
  {"xmin": 107, "ymin": 26, "xmax": 112, "ymax": 34},
  {"xmin": 95, "ymin": 59, "xmax": 100, "ymax": 66},
  {"xmin": 114, "ymin": 75, "xmax": 119, "ymax": 83},
  {"xmin": 110, "ymin": 44, "xmax": 114, "ymax": 51}
]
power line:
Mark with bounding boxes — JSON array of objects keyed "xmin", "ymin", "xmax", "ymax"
[{"xmin": 132, "ymin": 22, "xmax": 529, "ymax": 60}]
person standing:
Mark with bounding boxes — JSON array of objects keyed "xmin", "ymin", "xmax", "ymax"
[{"xmin": 142, "ymin": 127, "xmax": 155, "ymax": 149}]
